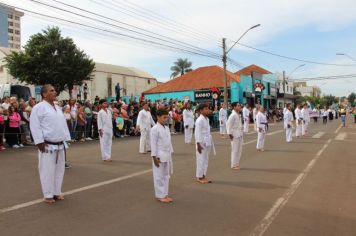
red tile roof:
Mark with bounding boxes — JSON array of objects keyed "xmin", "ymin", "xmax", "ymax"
[
  {"xmin": 144, "ymin": 66, "xmax": 240, "ymax": 94},
  {"xmin": 235, "ymin": 64, "xmax": 271, "ymax": 75}
]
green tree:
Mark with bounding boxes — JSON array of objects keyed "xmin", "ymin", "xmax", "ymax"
[
  {"xmin": 170, "ymin": 58, "xmax": 192, "ymax": 79},
  {"xmin": 348, "ymin": 92, "xmax": 356, "ymax": 106},
  {"xmin": 5, "ymin": 26, "xmax": 95, "ymax": 96}
]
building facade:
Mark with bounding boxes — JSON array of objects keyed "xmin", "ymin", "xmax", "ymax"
[
  {"xmin": 0, "ymin": 4, "xmax": 23, "ymax": 49},
  {"xmin": 294, "ymin": 82, "xmax": 321, "ymax": 97}
]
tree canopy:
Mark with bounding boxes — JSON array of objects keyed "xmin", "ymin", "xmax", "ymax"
[
  {"xmin": 5, "ymin": 26, "xmax": 95, "ymax": 95},
  {"xmin": 170, "ymin": 58, "xmax": 192, "ymax": 79}
]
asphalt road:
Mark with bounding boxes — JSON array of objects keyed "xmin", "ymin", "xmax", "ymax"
[{"xmin": 0, "ymin": 117, "xmax": 355, "ymax": 236}]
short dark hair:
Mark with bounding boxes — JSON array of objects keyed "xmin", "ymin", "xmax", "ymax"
[
  {"xmin": 231, "ymin": 102, "xmax": 240, "ymax": 108},
  {"xmin": 156, "ymin": 108, "xmax": 168, "ymax": 117},
  {"xmin": 99, "ymin": 99, "xmax": 107, "ymax": 104},
  {"xmin": 197, "ymin": 103, "xmax": 208, "ymax": 111}
]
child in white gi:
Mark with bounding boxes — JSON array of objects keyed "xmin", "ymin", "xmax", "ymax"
[
  {"xmin": 284, "ymin": 103, "xmax": 294, "ymax": 143},
  {"xmin": 226, "ymin": 102, "xmax": 243, "ymax": 170},
  {"xmin": 195, "ymin": 104, "xmax": 215, "ymax": 184},
  {"xmin": 151, "ymin": 108, "xmax": 174, "ymax": 203},
  {"xmin": 256, "ymin": 106, "xmax": 268, "ymax": 151},
  {"xmin": 219, "ymin": 104, "xmax": 227, "ymax": 138},
  {"xmin": 183, "ymin": 103, "xmax": 194, "ymax": 144},
  {"xmin": 137, "ymin": 102, "xmax": 155, "ymax": 154}
]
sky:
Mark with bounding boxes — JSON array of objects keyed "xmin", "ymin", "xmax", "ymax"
[{"xmin": 3, "ymin": 0, "xmax": 356, "ymax": 96}]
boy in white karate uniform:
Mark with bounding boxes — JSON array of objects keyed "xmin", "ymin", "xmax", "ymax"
[
  {"xmin": 151, "ymin": 108, "xmax": 174, "ymax": 203},
  {"xmin": 284, "ymin": 103, "xmax": 294, "ymax": 143},
  {"xmin": 183, "ymin": 103, "xmax": 194, "ymax": 144},
  {"xmin": 301, "ymin": 103, "xmax": 310, "ymax": 136},
  {"xmin": 256, "ymin": 106, "xmax": 268, "ymax": 151},
  {"xmin": 195, "ymin": 104, "xmax": 215, "ymax": 184},
  {"xmin": 226, "ymin": 102, "xmax": 243, "ymax": 170},
  {"xmin": 295, "ymin": 104, "xmax": 303, "ymax": 138},
  {"xmin": 242, "ymin": 104, "xmax": 250, "ymax": 133},
  {"xmin": 137, "ymin": 102, "xmax": 155, "ymax": 154},
  {"xmin": 219, "ymin": 104, "xmax": 227, "ymax": 138}
]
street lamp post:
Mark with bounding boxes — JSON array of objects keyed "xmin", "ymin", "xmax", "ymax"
[
  {"xmin": 222, "ymin": 24, "xmax": 261, "ymax": 108},
  {"xmin": 283, "ymin": 64, "xmax": 305, "ymax": 107}
]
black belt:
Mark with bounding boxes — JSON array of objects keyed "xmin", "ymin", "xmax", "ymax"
[
  {"xmin": 44, "ymin": 141, "xmax": 66, "ymax": 164},
  {"xmin": 261, "ymin": 122, "xmax": 269, "ymax": 131}
]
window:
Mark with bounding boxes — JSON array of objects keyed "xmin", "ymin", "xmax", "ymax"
[
  {"xmin": 15, "ymin": 44, "xmax": 20, "ymax": 49},
  {"xmin": 14, "ymin": 37, "xmax": 20, "ymax": 42},
  {"xmin": 8, "ymin": 22, "xmax": 13, "ymax": 27},
  {"xmin": 15, "ymin": 16, "xmax": 20, "ymax": 20},
  {"xmin": 14, "ymin": 23, "xmax": 20, "ymax": 28},
  {"xmin": 15, "ymin": 30, "xmax": 20, "ymax": 35},
  {"xmin": 286, "ymin": 86, "xmax": 289, "ymax": 92},
  {"xmin": 8, "ymin": 28, "xmax": 13, "ymax": 33},
  {"xmin": 8, "ymin": 14, "xmax": 13, "ymax": 19},
  {"xmin": 8, "ymin": 36, "xmax": 14, "ymax": 41},
  {"xmin": 147, "ymin": 79, "xmax": 150, "ymax": 84},
  {"xmin": 9, "ymin": 43, "xmax": 13, "ymax": 48}
]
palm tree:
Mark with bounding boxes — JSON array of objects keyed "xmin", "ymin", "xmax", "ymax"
[{"xmin": 170, "ymin": 58, "xmax": 193, "ymax": 79}]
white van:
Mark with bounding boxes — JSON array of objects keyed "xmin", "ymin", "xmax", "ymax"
[{"xmin": 0, "ymin": 84, "xmax": 32, "ymax": 101}]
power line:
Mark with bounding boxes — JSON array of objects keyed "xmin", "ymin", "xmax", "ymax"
[
  {"xmin": 293, "ymin": 74, "xmax": 356, "ymax": 81},
  {"xmin": 1, "ymin": 2, "xmax": 223, "ymax": 59},
  {"xmin": 29, "ymin": 0, "xmax": 223, "ymax": 59},
  {"xmin": 235, "ymin": 42, "xmax": 356, "ymax": 67}
]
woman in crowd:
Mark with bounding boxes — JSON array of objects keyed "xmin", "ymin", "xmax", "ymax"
[
  {"xmin": 76, "ymin": 106, "xmax": 87, "ymax": 142},
  {"xmin": 5, "ymin": 106, "xmax": 22, "ymax": 148}
]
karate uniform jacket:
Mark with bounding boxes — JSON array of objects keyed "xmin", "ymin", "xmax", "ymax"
[
  {"xmin": 295, "ymin": 108, "xmax": 303, "ymax": 124},
  {"xmin": 151, "ymin": 123, "xmax": 174, "ymax": 163},
  {"xmin": 301, "ymin": 108, "xmax": 310, "ymax": 123},
  {"xmin": 226, "ymin": 110, "xmax": 243, "ymax": 139},
  {"xmin": 284, "ymin": 110, "xmax": 294, "ymax": 129},
  {"xmin": 256, "ymin": 111, "xmax": 268, "ymax": 132},
  {"xmin": 195, "ymin": 114, "xmax": 213, "ymax": 147},
  {"xmin": 137, "ymin": 109, "xmax": 155, "ymax": 131},
  {"xmin": 219, "ymin": 108, "xmax": 227, "ymax": 124},
  {"xmin": 97, "ymin": 109, "xmax": 113, "ymax": 134},
  {"xmin": 30, "ymin": 101, "xmax": 71, "ymax": 145},
  {"xmin": 183, "ymin": 109, "xmax": 194, "ymax": 129},
  {"xmin": 242, "ymin": 107, "xmax": 250, "ymax": 122}
]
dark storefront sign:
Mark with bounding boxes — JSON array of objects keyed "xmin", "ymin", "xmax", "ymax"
[
  {"xmin": 194, "ymin": 89, "xmax": 230, "ymax": 102},
  {"xmin": 243, "ymin": 91, "xmax": 253, "ymax": 98}
]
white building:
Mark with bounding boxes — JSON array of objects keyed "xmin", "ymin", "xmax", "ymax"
[
  {"xmin": 294, "ymin": 82, "xmax": 321, "ymax": 97},
  {"xmin": 0, "ymin": 48, "xmax": 158, "ymax": 101},
  {"xmin": 0, "ymin": 4, "xmax": 24, "ymax": 49},
  {"xmin": 276, "ymin": 73, "xmax": 295, "ymax": 108}
]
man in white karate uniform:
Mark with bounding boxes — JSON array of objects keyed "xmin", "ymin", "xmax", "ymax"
[
  {"xmin": 284, "ymin": 103, "xmax": 294, "ymax": 143},
  {"xmin": 183, "ymin": 103, "xmax": 194, "ymax": 144},
  {"xmin": 151, "ymin": 108, "xmax": 174, "ymax": 203},
  {"xmin": 253, "ymin": 105, "xmax": 258, "ymax": 131},
  {"xmin": 97, "ymin": 99, "xmax": 113, "ymax": 162},
  {"xmin": 219, "ymin": 104, "xmax": 227, "ymax": 137},
  {"xmin": 30, "ymin": 84, "xmax": 71, "ymax": 204},
  {"xmin": 136, "ymin": 102, "xmax": 155, "ymax": 154},
  {"xmin": 301, "ymin": 103, "xmax": 310, "ymax": 136},
  {"xmin": 195, "ymin": 104, "xmax": 215, "ymax": 184},
  {"xmin": 226, "ymin": 102, "xmax": 243, "ymax": 170},
  {"xmin": 242, "ymin": 104, "xmax": 250, "ymax": 133},
  {"xmin": 295, "ymin": 104, "xmax": 303, "ymax": 138},
  {"xmin": 256, "ymin": 106, "xmax": 268, "ymax": 151}
]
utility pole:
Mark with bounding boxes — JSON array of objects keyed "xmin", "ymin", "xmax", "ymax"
[
  {"xmin": 222, "ymin": 38, "xmax": 228, "ymax": 108},
  {"xmin": 283, "ymin": 70, "xmax": 286, "ymax": 107}
]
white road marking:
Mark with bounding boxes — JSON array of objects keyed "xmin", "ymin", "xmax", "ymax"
[
  {"xmin": 312, "ymin": 131, "xmax": 325, "ymax": 139},
  {"xmin": 335, "ymin": 132, "xmax": 347, "ymax": 141},
  {"xmin": 334, "ymin": 125, "xmax": 342, "ymax": 134},
  {"xmin": 0, "ymin": 169, "xmax": 152, "ymax": 214},
  {"xmin": 267, "ymin": 130, "xmax": 284, "ymax": 136},
  {"xmin": 249, "ymin": 139, "xmax": 332, "ymax": 236}
]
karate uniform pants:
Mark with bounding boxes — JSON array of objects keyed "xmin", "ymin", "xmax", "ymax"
[
  {"xmin": 196, "ymin": 145, "xmax": 211, "ymax": 178},
  {"xmin": 302, "ymin": 122, "xmax": 309, "ymax": 135},
  {"xmin": 38, "ymin": 149, "xmax": 65, "ymax": 198},
  {"xmin": 100, "ymin": 131, "xmax": 112, "ymax": 160},
  {"xmin": 244, "ymin": 120, "xmax": 249, "ymax": 133},
  {"xmin": 220, "ymin": 124, "xmax": 226, "ymax": 135},
  {"xmin": 139, "ymin": 128, "xmax": 151, "ymax": 153},
  {"xmin": 185, "ymin": 127, "xmax": 193, "ymax": 143},
  {"xmin": 231, "ymin": 137, "xmax": 243, "ymax": 168},
  {"xmin": 296, "ymin": 123, "xmax": 302, "ymax": 137},
  {"xmin": 286, "ymin": 128, "xmax": 293, "ymax": 142},
  {"xmin": 256, "ymin": 131, "xmax": 266, "ymax": 150},
  {"xmin": 152, "ymin": 161, "xmax": 170, "ymax": 199}
]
